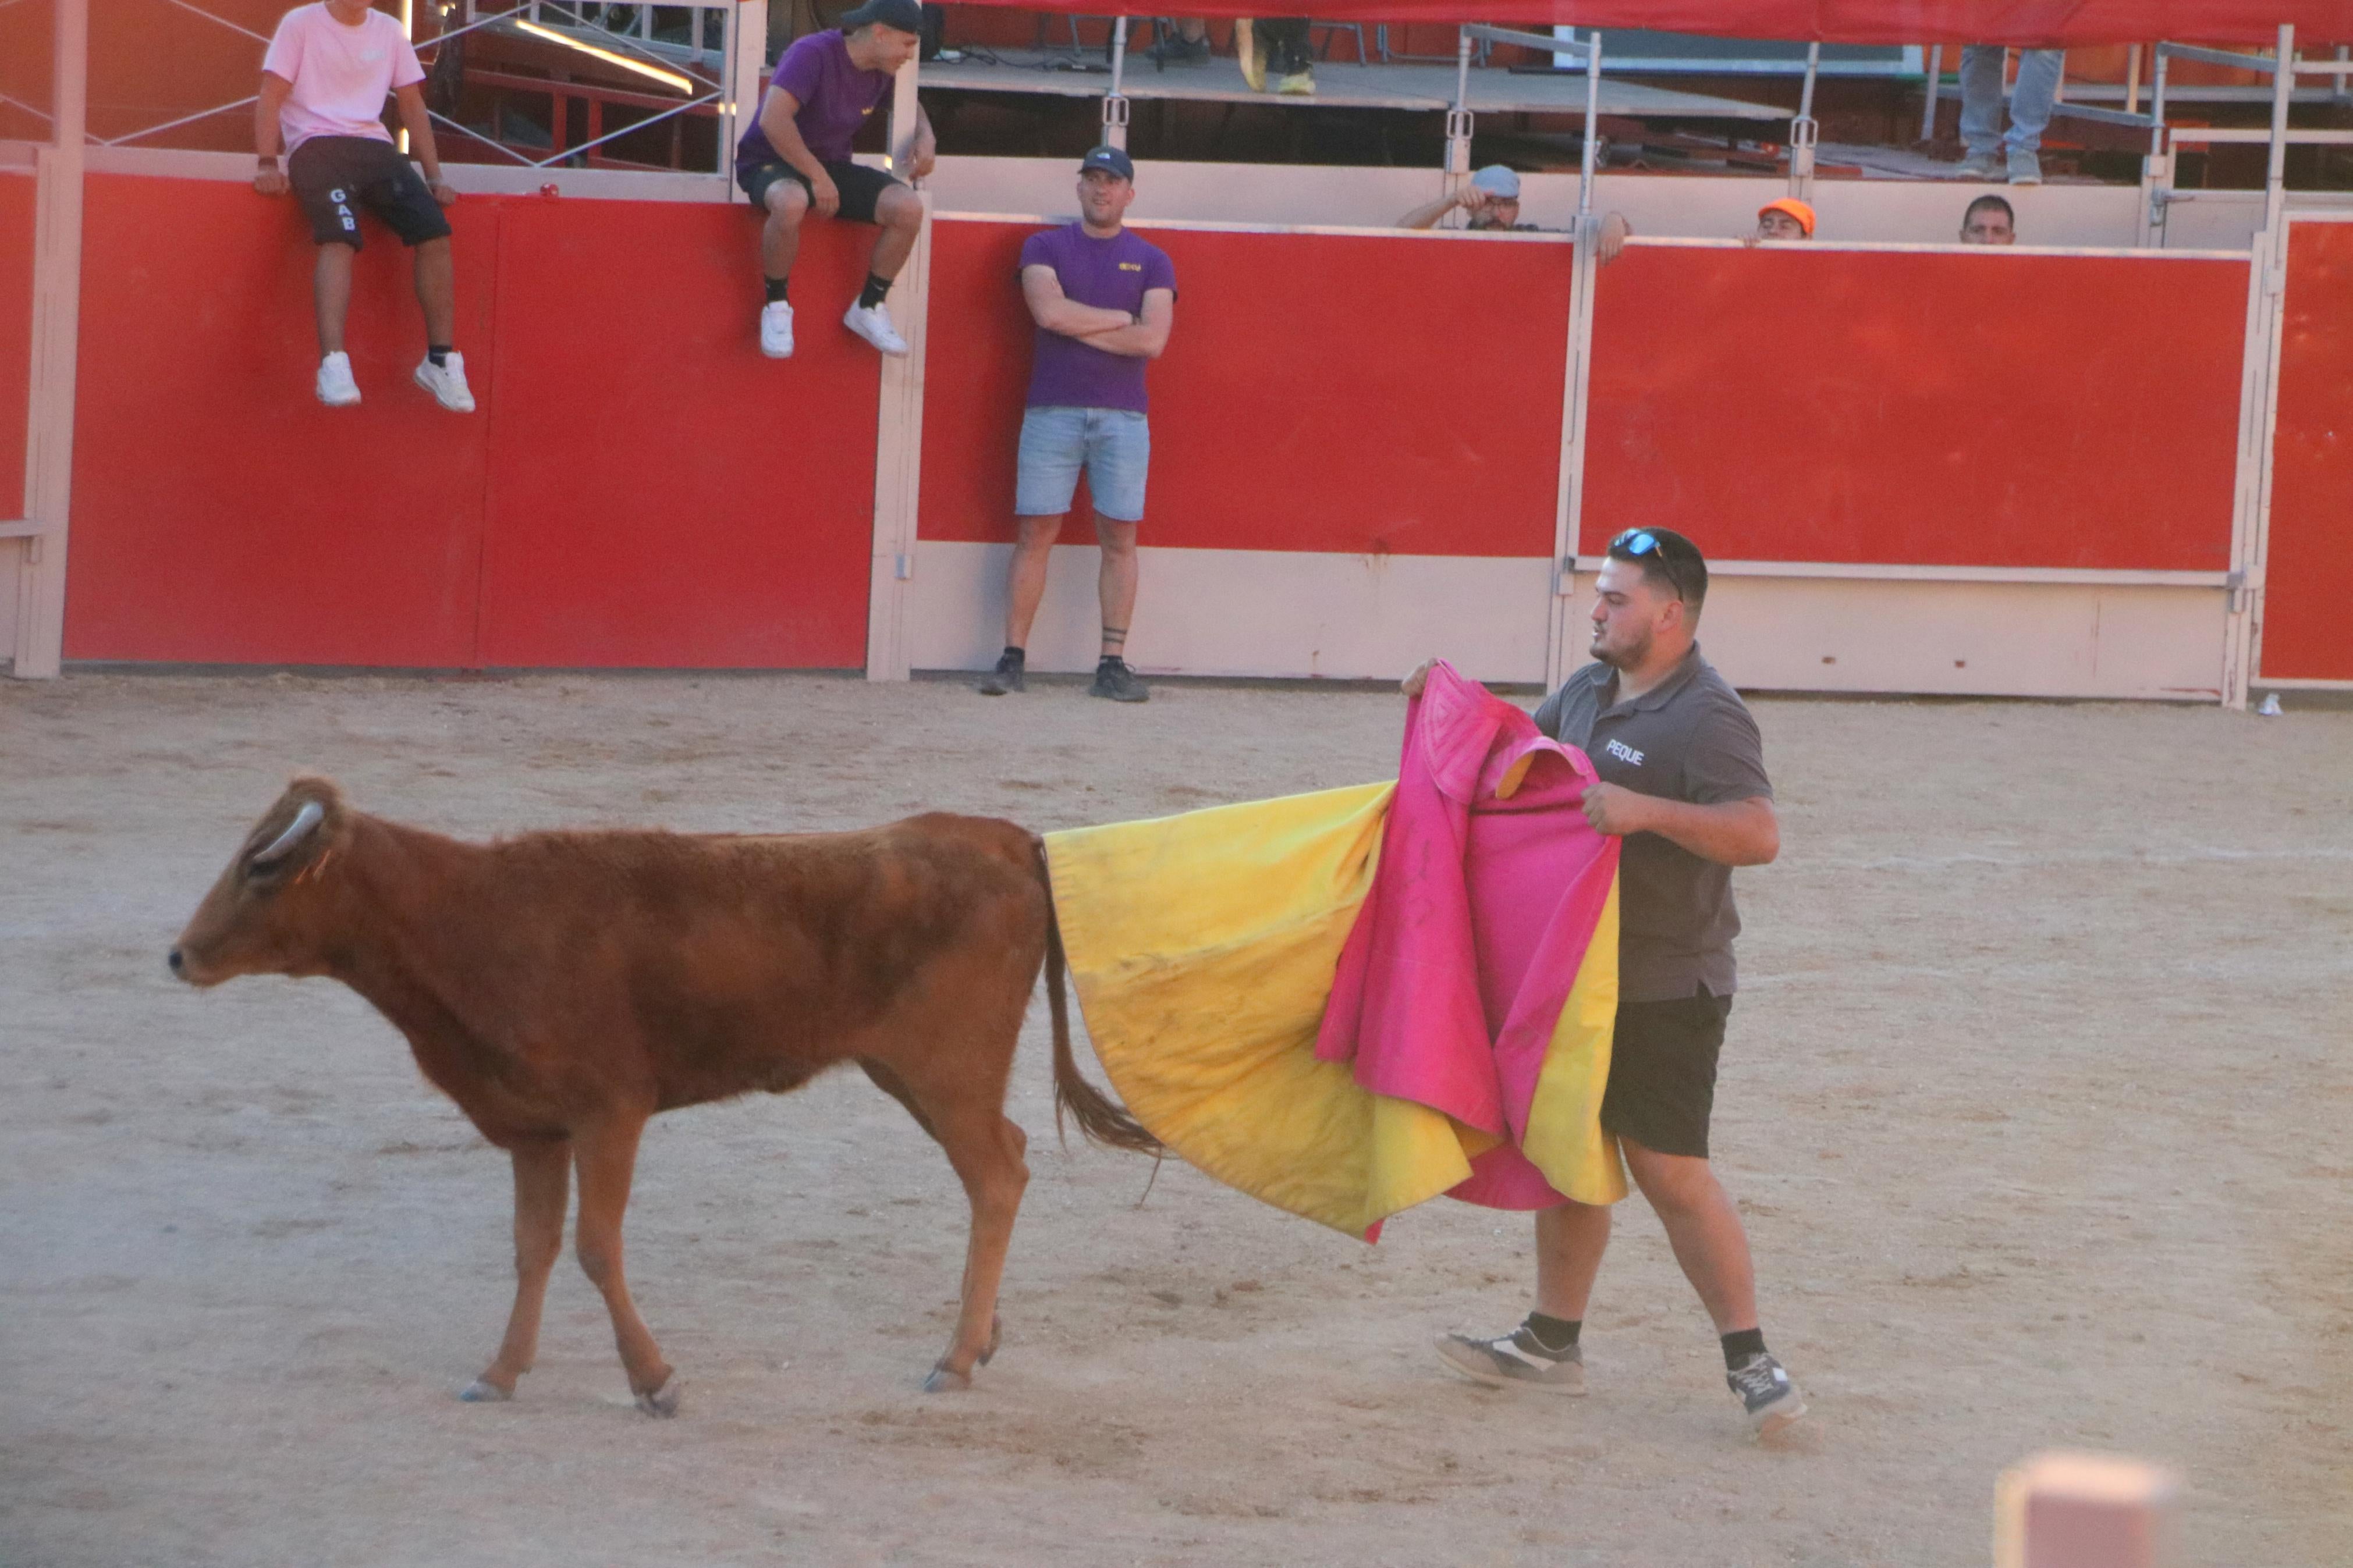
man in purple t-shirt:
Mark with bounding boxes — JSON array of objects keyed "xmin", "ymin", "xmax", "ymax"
[
  {"xmin": 977, "ymin": 147, "xmax": 1176, "ymax": 705},
  {"xmin": 736, "ymin": 0, "xmax": 935, "ymax": 360}
]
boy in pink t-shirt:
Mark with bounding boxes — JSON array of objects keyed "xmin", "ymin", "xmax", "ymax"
[{"xmin": 256, "ymin": 0, "xmax": 472, "ymax": 411}]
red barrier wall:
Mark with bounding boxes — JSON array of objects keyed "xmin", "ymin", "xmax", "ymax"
[
  {"xmin": 478, "ymin": 199, "xmax": 875, "ymax": 667},
  {"xmin": 66, "ymin": 172, "xmax": 498, "ymax": 665},
  {"xmin": 63, "ymin": 174, "xmax": 874, "ymax": 668},
  {"xmin": 919, "ymin": 219, "xmax": 1573, "ymax": 557},
  {"xmin": 1, "ymin": 170, "xmax": 33, "ymax": 518},
  {"xmin": 1582, "ymin": 247, "xmax": 2248, "ymax": 571},
  {"xmin": 2261, "ymin": 222, "xmax": 2353, "ymax": 682}
]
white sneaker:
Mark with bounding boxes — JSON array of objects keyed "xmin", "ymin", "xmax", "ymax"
[
  {"xmin": 760, "ymin": 299, "xmax": 795, "ymax": 359},
  {"xmin": 2006, "ymin": 148, "xmax": 2044, "ymax": 186},
  {"xmin": 413, "ymin": 351, "xmax": 475, "ymax": 413},
  {"xmin": 842, "ymin": 300, "xmax": 908, "ymax": 357},
  {"xmin": 315, "ymin": 351, "xmax": 361, "ymax": 407}
]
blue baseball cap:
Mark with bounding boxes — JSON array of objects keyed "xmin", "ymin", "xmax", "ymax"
[{"xmin": 1079, "ymin": 145, "xmax": 1135, "ymax": 182}]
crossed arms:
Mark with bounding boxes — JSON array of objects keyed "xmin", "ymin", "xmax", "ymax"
[{"xmin": 1020, "ymin": 266, "xmax": 1174, "ymax": 358}]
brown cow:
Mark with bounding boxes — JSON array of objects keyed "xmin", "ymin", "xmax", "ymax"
[{"xmin": 170, "ymin": 775, "xmax": 1157, "ymax": 1415}]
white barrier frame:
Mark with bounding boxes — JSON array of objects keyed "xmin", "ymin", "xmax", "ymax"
[{"xmin": 2246, "ymin": 208, "xmax": 2353, "ymax": 692}]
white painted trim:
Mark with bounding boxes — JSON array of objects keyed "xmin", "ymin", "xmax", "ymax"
[
  {"xmin": 725, "ymin": 0, "xmax": 766, "ymax": 194},
  {"xmin": 86, "ymin": 143, "xmax": 737, "ymax": 202},
  {"xmin": 2253, "ymin": 678, "xmax": 2353, "ymax": 691},
  {"xmin": 1570, "ymin": 559, "xmax": 2231, "ymax": 587},
  {"xmin": 2222, "ymin": 226, "xmax": 2276, "ymax": 709},
  {"xmin": 932, "ymin": 209, "xmax": 1575, "ymax": 245},
  {"xmin": 0, "ymin": 519, "xmax": 42, "ymax": 538},
  {"xmin": 906, "ymin": 542, "xmax": 1552, "ymax": 684},
  {"xmin": 13, "ymin": 0, "xmax": 84, "ymax": 680},
  {"xmin": 865, "ymin": 189, "xmax": 931, "ymax": 682},
  {"xmin": 1626, "ymin": 234, "xmax": 2252, "ymax": 261},
  {"xmin": 1546, "ymin": 212, "xmax": 1599, "ymax": 688}
]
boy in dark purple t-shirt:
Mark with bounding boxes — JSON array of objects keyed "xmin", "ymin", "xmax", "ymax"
[
  {"xmin": 977, "ymin": 148, "xmax": 1177, "ymax": 705},
  {"xmin": 735, "ymin": 0, "xmax": 935, "ymax": 361}
]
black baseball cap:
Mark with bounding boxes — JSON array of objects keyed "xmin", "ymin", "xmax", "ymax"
[
  {"xmin": 1079, "ymin": 145, "xmax": 1135, "ymax": 181},
  {"xmin": 840, "ymin": 0, "xmax": 924, "ymax": 35}
]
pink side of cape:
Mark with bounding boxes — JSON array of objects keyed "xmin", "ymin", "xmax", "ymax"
[{"xmin": 1315, "ymin": 662, "xmax": 1619, "ymax": 1218}]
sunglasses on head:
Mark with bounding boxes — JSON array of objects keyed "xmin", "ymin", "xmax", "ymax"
[{"xmin": 1606, "ymin": 529, "xmax": 1695, "ymax": 598}]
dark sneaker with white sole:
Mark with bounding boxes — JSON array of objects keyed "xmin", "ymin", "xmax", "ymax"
[
  {"xmin": 977, "ymin": 652, "xmax": 1025, "ymax": 695},
  {"xmin": 1433, "ymin": 1326, "xmax": 1587, "ymax": 1395},
  {"xmin": 1089, "ymin": 657, "xmax": 1149, "ymax": 703},
  {"xmin": 1727, "ymin": 1352, "xmax": 1807, "ymax": 1434}
]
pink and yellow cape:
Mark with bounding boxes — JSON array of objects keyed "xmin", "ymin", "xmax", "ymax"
[{"xmin": 1043, "ymin": 662, "xmax": 1626, "ymax": 1240}]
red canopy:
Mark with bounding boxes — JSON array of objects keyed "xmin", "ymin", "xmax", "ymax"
[{"xmin": 950, "ymin": 1, "xmax": 2353, "ymax": 47}]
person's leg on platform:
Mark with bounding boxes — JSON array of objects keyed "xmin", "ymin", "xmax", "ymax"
[
  {"xmin": 409, "ymin": 236, "xmax": 474, "ymax": 411},
  {"xmin": 2004, "ymin": 47, "xmax": 2064, "ymax": 184},
  {"xmin": 1268, "ymin": 17, "xmax": 1315, "ymax": 94},
  {"xmin": 844, "ymin": 180, "xmax": 918, "ymax": 356},
  {"xmin": 1084, "ymin": 410, "xmax": 1150, "ymax": 702},
  {"xmin": 758, "ymin": 173, "xmax": 809, "ymax": 358},
  {"xmin": 1956, "ymin": 45, "xmax": 2007, "ymax": 176},
  {"xmin": 313, "ymin": 243, "xmax": 361, "ymax": 405}
]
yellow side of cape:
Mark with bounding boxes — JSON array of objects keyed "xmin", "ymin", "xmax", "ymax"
[{"xmin": 1045, "ymin": 782, "xmax": 1626, "ymax": 1238}]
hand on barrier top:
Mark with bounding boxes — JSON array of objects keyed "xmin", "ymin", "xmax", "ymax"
[
  {"xmin": 909, "ymin": 137, "xmax": 938, "ymax": 182},
  {"xmin": 428, "ymin": 179, "xmax": 459, "ymax": 208},
  {"xmin": 1596, "ymin": 212, "xmax": 1632, "ymax": 265}
]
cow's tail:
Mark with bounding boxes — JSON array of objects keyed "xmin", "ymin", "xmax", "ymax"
[{"xmin": 1036, "ymin": 844, "xmax": 1162, "ymax": 1155}]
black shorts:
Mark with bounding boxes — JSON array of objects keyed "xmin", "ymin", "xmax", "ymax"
[
  {"xmin": 1600, "ymin": 987, "xmax": 1732, "ymax": 1160},
  {"xmin": 288, "ymin": 135, "xmax": 451, "ymax": 250},
  {"xmin": 737, "ymin": 158, "xmax": 902, "ymax": 225}
]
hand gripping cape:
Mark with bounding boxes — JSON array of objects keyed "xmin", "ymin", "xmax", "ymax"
[{"xmin": 1042, "ymin": 662, "xmax": 1626, "ymax": 1240}]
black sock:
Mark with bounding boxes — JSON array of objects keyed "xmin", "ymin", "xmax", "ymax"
[
  {"xmin": 427, "ymin": 344, "xmax": 451, "ymax": 367},
  {"xmin": 764, "ymin": 275, "xmax": 790, "ymax": 304},
  {"xmin": 858, "ymin": 272, "xmax": 893, "ymax": 310},
  {"xmin": 1721, "ymin": 1328, "xmax": 1767, "ymax": 1368},
  {"xmin": 1522, "ymin": 1312, "xmax": 1581, "ymax": 1354},
  {"xmin": 1098, "ymin": 652, "xmax": 1126, "ymax": 669},
  {"xmin": 998, "ymin": 645, "xmax": 1025, "ymax": 667}
]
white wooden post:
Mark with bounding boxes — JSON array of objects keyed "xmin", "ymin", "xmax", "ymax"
[
  {"xmin": 866, "ymin": 54, "xmax": 928, "ymax": 681},
  {"xmin": 727, "ymin": 0, "xmax": 769, "ymax": 187},
  {"xmin": 12, "ymin": 0, "xmax": 87, "ymax": 679},
  {"xmin": 1994, "ymin": 1452, "xmax": 2177, "ymax": 1568}
]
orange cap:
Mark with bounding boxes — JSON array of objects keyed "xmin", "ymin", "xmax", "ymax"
[{"xmin": 1756, "ymin": 197, "xmax": 1816, "ymax": 237}]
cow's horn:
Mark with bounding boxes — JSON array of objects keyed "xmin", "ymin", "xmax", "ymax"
[{"xmin": 251, "ymin": 800, "xmax": 326, "ymax": 867}]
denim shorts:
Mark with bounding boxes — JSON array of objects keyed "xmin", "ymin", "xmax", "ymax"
[{"xmin": 1015, "ymin": 406, "xmax": 1151, "ymax": 524}]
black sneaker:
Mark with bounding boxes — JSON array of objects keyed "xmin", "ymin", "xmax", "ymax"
[
  {"xmin": 977, "ymin": 651, "xmax": 1025, "ymax": 696},
  {"xmin": 1727, "ymin": 1352, "xmax": 1807, "ymax": 1435},
  {"xmin": 1146, "ymin": 30, "xmax": 1210, "ymax": 66},
  {"xmin": 1089, "ymin": 657, "xmax": 1149, "ymax": 703},
  {"xmin": 1433, "ymin": 1325, "xmax": 1586, "ymax": 1395}
]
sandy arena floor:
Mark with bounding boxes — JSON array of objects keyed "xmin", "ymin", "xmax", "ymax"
[{"xmin": 3, "ymin": 671, "xmax": 2348, "ymax": 1567}]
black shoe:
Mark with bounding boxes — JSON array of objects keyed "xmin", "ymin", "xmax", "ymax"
[
  {"xmin": 1089, "ymin": 657, "xmax": 1149, "ymax": 703},
  {"xmin": 1146, "ymin": 30, "xmax": 1210, "ymax": 67},
  {"xmin": 1726, "ymin": 1352, "xmax": 1807, "ymax": 1435},
  {"xmin": 977, "ymin": 651, "xmax": 1025, "ymax": 696}
]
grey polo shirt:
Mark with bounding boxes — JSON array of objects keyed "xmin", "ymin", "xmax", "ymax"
[{"xmin": 1530, "ymin": 645, "xmax": 1772, "ymax": 1003}]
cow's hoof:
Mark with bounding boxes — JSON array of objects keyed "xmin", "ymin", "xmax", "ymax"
[
  {"xmin": 634, "ymin": 1374, "xmax": 683, "ymax": 1418},
  {"xmin": 922, "ymin": 1362, "xmax": 972, "ymax": 1394},
  {"xmin": 977, "ymin": 1314, "xmax": 1003, "ymax": 1367},
  {"xmin": 458, "ymin": 1378, "xmax": 513, "ymax": 1403}
]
